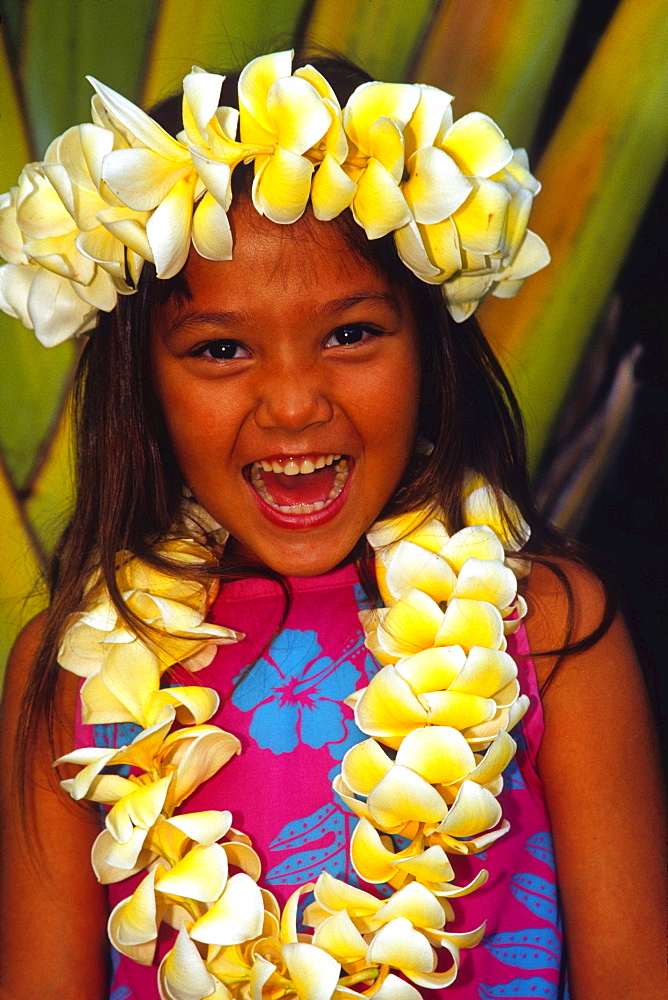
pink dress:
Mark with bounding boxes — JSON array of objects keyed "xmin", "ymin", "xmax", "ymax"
[{"xmin": 75, "ymin": 563, "xmax": 566, "ymax": 999}]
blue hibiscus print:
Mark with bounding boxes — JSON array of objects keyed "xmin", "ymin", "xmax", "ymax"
[{"xmin": 232, "ymin": 628, "xmax": 362, "ymax": 755}]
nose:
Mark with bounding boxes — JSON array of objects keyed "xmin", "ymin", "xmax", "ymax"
[{"xmin": 253, "ymin": 360, "xmax": 334, "ymax": 433}]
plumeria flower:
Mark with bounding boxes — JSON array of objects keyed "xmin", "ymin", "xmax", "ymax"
[
  {"xmin": 160, "ymin": 883, "xmax": 351, "ymax": 1000},
  {"xmin": 15, "ymin": 160, "xmax": 109, "ymax": 294},
  {"xmin": 89, "ymin": 76, "xmax": 207, "ymax": 277},
  {"xmin": 109, "ymin": 842, "xmax": 228, "ymax": 964},
  {"xmin": 366, "ymin": 913, "xmax": 484, "ymax": 991},
  {"xmin": 44, "ymin": 123, "xmax": 146, "ymax": 292},
  {"xmin": 363, "ymin": 508, "xmax": 528, "ymax": 666},
  {"xmin": 159, "ymin": 925, "xmax": 232, "ymax": 1000},
  {"xmin": 179, "ymin": 66, "xmax": 279, "ymax": 260},
  {"xmin": 349, "ymin": 643, "xmax": 527, "ymax": 749},
  {"xmin": 295, "ymin": 64, "xmax": 354, "ymax": 221},
  {"xmin": 304, "ymin": 869, "xmax": 484, "ymax": 994},
  {"xmin": 238, "ymin": 51, "xmax": 332, "ymax": 224},
  {"xmin": 362, "ymin": 588, "xmax": 507, "ymax": 665},
  {"xmin": 0, "ymin": 162, "xmax": 116, "ymax": 344},
  {"xmin": 342, "ymin": 80, "xmax": 421, "ymax": 239},
  {"xmin": 58, "ymin": 539, "xmax": 242, "ymax": 724},
  {"xmin": 489, "ymin": 225, "xmax": 550, "ymax": 301},
  {"xmin": 0, "ymin": 257, "xmax": 98, "ymax": 346},
  {"xmin": 337, "ymin": 726, "xmax": 514, "ymax": 858},
  {"xmin": 397, "ymin": 114, "xmax": 549, "ymax": 318},
  {"xmin": 485, "ymin": 147, "xmax": 550, "ymax": 302},
  {"xmin": 58, "ymin": 717, "xmax": 241, "ymax": 870}
]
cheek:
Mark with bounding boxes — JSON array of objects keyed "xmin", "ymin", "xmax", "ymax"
[{"xmin": 374, "ymin": 354, "xmax": 421, "ymax": 437}]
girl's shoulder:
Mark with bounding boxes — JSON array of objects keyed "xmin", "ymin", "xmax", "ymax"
[
  {"xmin": 521, "ymin": 555, "xmax": 610, "ymax": 690},
  {"xmin": 2, "ymin": 611, "xmax": 50, "ymax": 732},
  {"xmin": 521, "ymin": 557, "xmax": 667, "ymax": 997},
  {"xmin": 1, "ymin": 609, "xmax": 82, "ymax": 786}
]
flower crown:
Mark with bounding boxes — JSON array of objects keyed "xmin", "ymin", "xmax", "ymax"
[{"xmin": 0, "ymin": 50, "xmax": 549, "ymax": 347}]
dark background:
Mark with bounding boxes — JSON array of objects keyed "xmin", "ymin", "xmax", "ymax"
[{"xmin": 536, "ymin": 0, "xmax": 667, "ymax": 770}]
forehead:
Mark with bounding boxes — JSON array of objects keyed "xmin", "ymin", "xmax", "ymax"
[{"xmin": 175, "ymin": 205, "xmax": 401, "ymax": 313}]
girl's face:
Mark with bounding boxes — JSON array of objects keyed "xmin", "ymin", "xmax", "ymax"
[{"xmin": 151, "ymin": 207, "xmax": 421, "ymax": 576}]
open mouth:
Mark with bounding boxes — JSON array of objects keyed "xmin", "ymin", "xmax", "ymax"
[{"xmin": 247, "ymin": 454, "xmax": 350, "ymax": 515}]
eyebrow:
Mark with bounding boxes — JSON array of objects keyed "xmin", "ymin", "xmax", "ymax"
[{"xmin": 164, "ymin": 291, "xmax": 403, "ymax": 340}]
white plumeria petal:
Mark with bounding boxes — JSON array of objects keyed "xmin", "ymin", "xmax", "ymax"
[
  {"xmin": 157, "ymin": 843, "xmax": 228, "ymax": 903},
  {"xmin": 158, "ymin": 925, "xmax": 220, "ymax": 1000},
  {"xmin": 441, "ymin": 524, "xmax": 505, "ymax": 571},
  {"xmin": 282, "ymin": 941, "xmax": 341, "ymax": 1000},
  {"xmin": 145, "ymin": 177, "xmax": 194, "ymax": 278},
  {"xmin": 0, "ymin": 262, "xmax": 36, "ymax": 327},
  {"xmin": 497, "ymin": 227, "xmax": 550, "ymax": 282},
  {"xmin": 438, "ymin": 778, "xmax": 502, "ymax": 837},
  {"xmin": 266, "ymin": 75, "xmax": 331, "ymax": 154},
  {"xmin": 419, "ymin": 216, "xmax": 462, "ymax": 280},
  {"xmin": 395, "ymin": 726, "xmax": 476, "ymax": 785},
  {"xmin": 189, "ymin": 150, "xmax": 233, "ymax": 209},
  {"xmin": 238, "ymin": 50, "xmax": 294, "ymax": 141},
  {"xmin": 192, "ymin": 192, "xmax": 233, "ymax": 261},
  {"xmin": 384, "ymin": 540, "xmax": 457, "ymax": 603},
  {"xmin": 453, "ymin": 557, "xmax": 517, "ymax": 609},
  {"xmin": 451, "ymin": 646, "xmax": 517, "ymax": 697},
  {"xmin": 454, "ymin": 177, "xmax": 511, "ymax": 255},
  {"xmin": 395, "ymin": 645, "xmax": 466, "ymax": 694},
  {"xmin": 367, "ymin": 764, "xmax": 448, "ymax": 827},
  {"xmin": 71, "ymin": 266, "xmax": 117, "ymax": 311},
  {"xmin": 252, "ymin": 146, "xmax": 314, "ymax": 224},
  {"xmin": 371, "ymin": 973, "xmax": 423, "ymax": 1000},
  {"xmin": 366, "ymin": 917, "xmax": 435, "ymax": 973},
  {"xmin": 434, "ymin": 597, "xmax": 505, "ymax": 652},
  {"xmin": 373, "ymin": 881, "xmax": 446, "ymax": 930},
  {"xmin": 0, "ymin": 189, "xmax": 28, "ymax": 263},
  {"xmin": 403, "ymin": 84, "xmax": 454, "ymax": 158},
  {"xmin": 341, "ymin": 738, "xmax": 393, "ymax": 795},
  {"xmin": 182, "ymin": 67, "xmax": 225, "ymax": 141},
  {"xmin": 312, "ymin": 909, "xmax": 368, "ymax": 965},
  {"xmin": 96, "ymin": 205, "xmax": 153, "ymax": 263},
  {"xmin": 101, "ymin": 147, "xmax": 188, "ymax": 212},
  {"xmin": 190, "ymin": 873, "xmax": 264, "ymax": 945},
  {"xmin": 441, "ymin": 112, "xmax": 513, "ymax": 177},
  {"xmin": 88, "ymin": 77, "xmax": 187, "ymax": 160},
  {"xmin": 106, "ymin": 773, "xmax": 172, "ymax": 845},
  {"xmin": 27, "ymin": 266, "xmax": 97, "ymax": 345},
  {"xmin": 108, "ymin": 867, "xmax": 159, "ymax": 959},
  {"xmin": 394, "ymin": 219, "xmax": 442, "ymax": 281},
  {"xmin": 311, "ymin": 152, "xmax": 356, "ymax": 221},
  {"xmin": 404, "ymin": 147, "xmax": 471, "ymax": 225},
  {"xmin": 344, "ymin": 81, "xmax": 420, "ymax": 153}
]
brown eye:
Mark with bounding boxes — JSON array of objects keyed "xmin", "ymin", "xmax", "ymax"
[
  {"xmin": 194, "ymin": 340, "xmax": 248, "ymax": 360},
  {"xmin": 325, "ymin": 325, "xmax": 377, "ymax": 348}
]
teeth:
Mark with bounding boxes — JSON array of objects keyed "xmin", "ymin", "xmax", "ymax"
[
  {"xmin": 249, "ymin": 455, "xmax": 350, "ymax": 514},
  {"xmin": 253, "ymin": 454, "xmax": 343, "ymax": 476}
]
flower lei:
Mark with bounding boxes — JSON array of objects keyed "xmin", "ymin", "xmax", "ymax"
[
  {"xmin": 0, "ymin": 50, "xmax": 549, "ymax": 347},
  {"xmin": 55, "ymin": 479, "xmax": 531, "ymax": 1000}
]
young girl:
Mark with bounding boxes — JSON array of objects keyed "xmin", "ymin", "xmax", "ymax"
[{"xmin": 0, "ymin": 51, "xmax": 665, "ymax": 1000}]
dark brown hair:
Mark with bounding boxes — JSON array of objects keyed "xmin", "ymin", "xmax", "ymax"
[{"xmin": 16, "ymin": 53, "xmax": 614, "ymax": 777}]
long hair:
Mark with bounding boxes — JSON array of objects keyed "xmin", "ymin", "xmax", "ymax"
[{"xmin": 16, "ymin": 52, "xmax": 613, "ymax": 780}]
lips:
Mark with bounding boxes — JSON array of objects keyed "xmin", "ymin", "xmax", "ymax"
[{"xmin": 248, "ymin": 454, "xmax": 350, "ymax": 514}]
